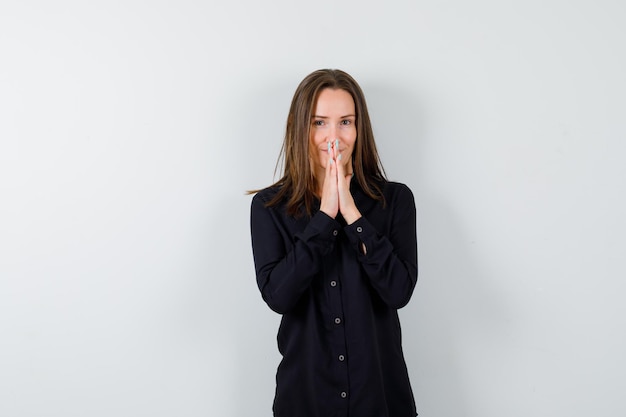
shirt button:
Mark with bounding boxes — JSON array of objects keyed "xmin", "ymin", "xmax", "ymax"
[
  {"xmin": 356, "ymin": 226, "xmax": 363, "ymax": 233},
  {"xmin": 341, "ymin": 391, "xmax": 347, "ymax": 399},
  {"xmin": 332, "ymin": 230, "xmax": 338, "ymax": 236},
  {"xmin": 338, "ymin": 354, "xmax": 345, "ymax": 361},
  {"xmin": 330, "ymin": 280, "xmax": 337, "ymax": 287},
  {"xmin": 334, "ymin": 317, "xmax": 342, "ymax": 325}
]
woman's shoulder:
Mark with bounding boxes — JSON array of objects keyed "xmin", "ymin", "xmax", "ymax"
[
  {"xmin": 382, "ymin": 181, "xmax": 415, "ymax": 199},
  {"xmin": 251, "ymin": 184, "xmax": 282, "ymax": 206},
  {"xmin": 378, "ymin": 181, "xmax": 415, "ymax": 211}
]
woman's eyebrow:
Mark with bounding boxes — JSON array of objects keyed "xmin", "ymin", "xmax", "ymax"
[{"xmin": 311, "ymin": 114, "xmax": 356, "ymax": 118}]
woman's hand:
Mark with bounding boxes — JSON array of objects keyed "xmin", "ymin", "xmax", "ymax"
[
  {"xmin": 336, "ymin": 151, "xmax": 361, "ymax": 225},
  {"xmin": 319, "ymin": 142, "xmax": 339, "ymax": 219},
  {"xmin": 320, "ymin": 140, "xmax": 361, "ymax": 224}
]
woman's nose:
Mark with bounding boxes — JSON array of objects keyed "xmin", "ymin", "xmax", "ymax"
[{"xmin": 327, "ymin": 125, "xmax": 337, "ymax": 139}]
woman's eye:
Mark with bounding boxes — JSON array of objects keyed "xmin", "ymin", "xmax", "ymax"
[
  {"xmin": 340, "ymin": 119, "xmax": 352, "ymax": 125},
  {"xmin": 313, "ymin": 120, "xmax": 324, "ymax": 126}
]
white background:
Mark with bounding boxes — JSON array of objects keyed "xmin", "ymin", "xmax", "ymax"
[{"xmin": 1, "ymin": 1, "xmax": 625, "ymax": 416}]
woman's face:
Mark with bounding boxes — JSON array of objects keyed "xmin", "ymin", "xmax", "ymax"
[{"xmin": 309, "ymin": 88, "xmax": 357, "ymax": 174}]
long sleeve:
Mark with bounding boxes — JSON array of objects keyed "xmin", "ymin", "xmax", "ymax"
[
  {"xmin": 344, "ymin": 183, "xmax": 418, "ymax": 309},
  {"xmin": 250, "ymin": 192, "xmax": 341, "ymax": 314}
]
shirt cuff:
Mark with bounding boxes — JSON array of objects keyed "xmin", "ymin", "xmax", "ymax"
[
  {"xmin": 295, "ymin": 210, "xmax": 342, "ymax": 243},
  {"xmin": 344, "ymin": 216, "xmax": 377, "ymax": 253}
]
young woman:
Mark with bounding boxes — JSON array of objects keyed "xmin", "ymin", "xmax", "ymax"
[{"xmin": 250, "ymin": 69, "xmax": 418, "ymax": 417}]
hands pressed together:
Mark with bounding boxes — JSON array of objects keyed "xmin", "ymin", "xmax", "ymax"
[{"xmin": 320, "ymin": 139, "xmax": 362, "ymax": 225}]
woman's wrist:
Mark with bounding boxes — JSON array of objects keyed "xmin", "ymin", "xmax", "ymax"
[
  {"xmin": 320, "ymin": 204, "xmax": 338, "ymax": 219},
  {"xmin": 342, "ymin": 208, "xmax": 362, "ymax": 225}
]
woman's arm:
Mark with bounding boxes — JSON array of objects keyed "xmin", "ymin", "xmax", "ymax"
[
  {"xmin": 344, "ymin": 184, "xmax": 418, "ymax": 309},
  {"xmin": 250, "ymin": 193, "xmax": 340, "ymax": 314}
]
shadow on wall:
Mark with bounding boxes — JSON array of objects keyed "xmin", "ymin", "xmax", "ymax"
[{"xmin": 369, "ymin": 80, "xmax": 513, "ymax": 416}]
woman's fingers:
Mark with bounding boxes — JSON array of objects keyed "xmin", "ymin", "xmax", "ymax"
[
  {"xmin": 320, "ymin": 141, "xmax": 339, "ymax": 218},
  {"xmin": 335, "ymin": 148, "xmax": 361, "ymax": 225}
]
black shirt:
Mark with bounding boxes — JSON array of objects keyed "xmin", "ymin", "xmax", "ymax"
[{"xmin": 250, "ymin": 180, "xmax": 418, "ymax": 417}]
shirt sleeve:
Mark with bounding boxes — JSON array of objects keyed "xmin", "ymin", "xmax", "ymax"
[
  {"xmin": 343, "ymin": 184, "xmax": 418, "ymax": 309},
  {"xmin": 250, "ymin": 193, "xmax": 341, "ymax": 314}
]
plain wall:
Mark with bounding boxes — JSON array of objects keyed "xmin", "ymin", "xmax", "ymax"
[{"xmin": 1, "ymin": 1, "xmax": 625, "ymax": 416}]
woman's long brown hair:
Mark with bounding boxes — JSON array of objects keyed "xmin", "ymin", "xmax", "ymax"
[{"xmin": 253, "ymin": 69, "xmax": 386, "ymax": 217}]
